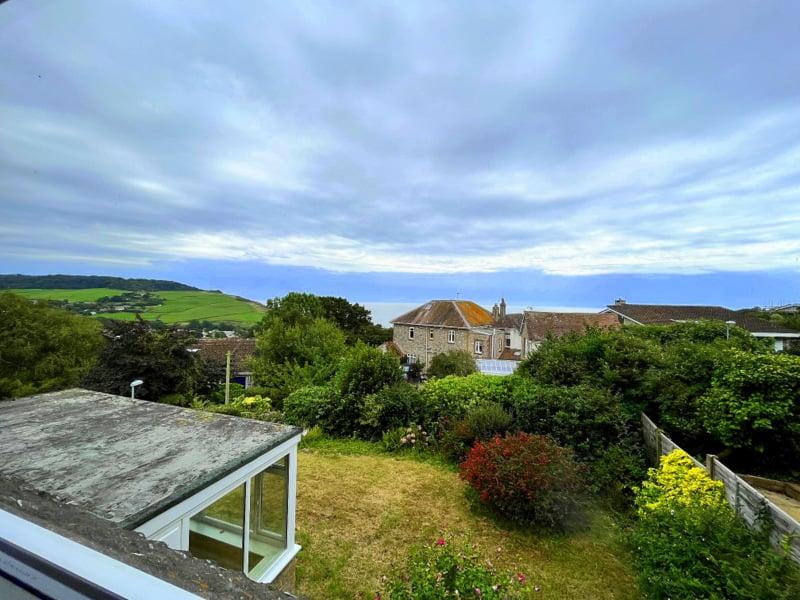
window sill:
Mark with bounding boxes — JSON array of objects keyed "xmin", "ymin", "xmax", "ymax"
[{"xmin": 253, "ymin": 543, "xmax": 301, "ymax": 584}]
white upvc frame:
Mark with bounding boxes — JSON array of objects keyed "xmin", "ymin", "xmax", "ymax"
[
  {"xmin": 136, "ymin": 433, "xmax": 301, "ymax": 584},
  {"xmin": 447, "ymin": 330, "xmax": 455, "ymax": 344}
]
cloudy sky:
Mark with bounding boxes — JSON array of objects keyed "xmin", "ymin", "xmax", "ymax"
[{"xmin": 2, "ymin": 0, "xmax": 800, "ymax": 311}]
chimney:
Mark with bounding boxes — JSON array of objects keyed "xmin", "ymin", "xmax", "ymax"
[
  {"xmin": 499, "ymin": 297, "xmax": 507, "ymax": 319},
  {"xmin": 615, "ymin": 297, "xmax": 626, "ymax": 305}
]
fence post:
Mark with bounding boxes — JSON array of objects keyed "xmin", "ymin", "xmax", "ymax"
[
  {"xmin": 655, "ymin": 427, "xmax": 663, "ymax": 459},
  {"xmin": 705, "ymin": 454, "xmax": 717, "ymax": 479}
]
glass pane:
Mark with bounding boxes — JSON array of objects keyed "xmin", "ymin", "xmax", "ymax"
[
  {"xmin": 248, "ymin": 455, "xmax": 289, "ymax": 577},
  {"xmin": 189, "ymin": 484, "xmax": 245, "ymax": 571}
]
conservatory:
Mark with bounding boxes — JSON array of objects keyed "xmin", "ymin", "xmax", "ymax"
[{"xmin": 0, "ymin": 389, "xmax": 303, "ymax": 586}]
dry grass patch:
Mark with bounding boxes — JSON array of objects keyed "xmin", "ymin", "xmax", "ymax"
[{"xmin": 295, "ymin": 448, "xmax": 640, "ymax": 599}]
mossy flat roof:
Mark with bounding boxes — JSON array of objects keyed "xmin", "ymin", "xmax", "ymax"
[{"xmin": 0, "ymin": 389, "xmax": 301, "ymax": 529}]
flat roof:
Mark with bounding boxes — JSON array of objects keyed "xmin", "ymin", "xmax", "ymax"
[{"xmin": 0, "ymin": 389, "xmax": 301, "ymax": 529}]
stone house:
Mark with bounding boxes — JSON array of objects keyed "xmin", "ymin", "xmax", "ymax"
[{"xmin": 390, "ymin": 300, "xmax": 505, "ymax": 367}]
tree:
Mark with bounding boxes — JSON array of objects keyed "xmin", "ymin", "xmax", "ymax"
[
  {"xmin": 251, "ymin": 316, "xmax": 346, "ymax": 405},
  {"xmin": 334, "ymin": 342, "xmax": 403, "ymax": 398},
  {"xmin": 83, "ymin": 318, "xmax": 219, "ymax": 400},
  {"xmin": 0, "ymin": 292, "xmax": 104, "ymax": 399},
  {"xmin": 427, "ymin": 350, "xmax": 476, "ymax": 378}
]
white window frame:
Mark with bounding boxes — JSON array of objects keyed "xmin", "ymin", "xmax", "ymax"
[
  {"xmin": 408, "ymin": 327, "xmax": 414, "ymax": 340},
  {"xmin": 474, "ymin": 340, "xmax": 483, "ymax": 354},
  {"xmin": 505, "ymin": 336, "xmax": 511, "ymax": 348},
  {"xmin": 407, "ymin": 354, "xmax": 416, "ymax": 364},
  {"xmin": 448, "ymin": 330, "xmax": 455, "ymax": 344},
  {"xmin": 429, "ymin": 328, "xmax": 435, "ymax": 340},
  {"xmin": 135, "ymin": 435, "xmax": 301, "ymax": 584}
]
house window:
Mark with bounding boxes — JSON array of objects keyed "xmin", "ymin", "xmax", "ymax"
[
  {"xmin": 408, "ymin": 327, "xmax": 414, "ymax": 340},
  {"xmin": 189, "ymin": 455, "xmax": 290, "ymax": 579},
  {"xmin": 474, "ymin": 340, "xmax": 483, "ymax": 354},
  {"xmin": 505, "ymin": 336, "xmax": 511, "ymax": 348},
  {"xmin": 448, "ymin": 330, "xmax": 455, "ymax": 344},
  {"xmin": 429, "ymin": 329, "xmax": 435, "ymax": 340},
  {"xmin": 407, "ymin": 354, "xmax": 417, "ymax": 364}
]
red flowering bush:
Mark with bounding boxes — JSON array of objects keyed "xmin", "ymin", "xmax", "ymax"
[{"xmin": 459, "ymin": 432, "xmax": 584, "ymax": 528}]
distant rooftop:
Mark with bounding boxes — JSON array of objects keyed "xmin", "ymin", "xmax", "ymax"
[
  {"xmin": 391, "ymin": 299, "xmax": 495, "ymax": 328},
  {"xmin": 192, "ymin": 336, "xmax": 257, "ymax": 372},
  {"xmin": 606, "ymin": 302, "xmax": 800, "ymax": 334},
  {"xmin": 0, "ymin": 389, "xmax": 301, "ymax": 529},
  {"xmin": 524, "ymin": 310, "xmax": 620, "ymax": 341}
]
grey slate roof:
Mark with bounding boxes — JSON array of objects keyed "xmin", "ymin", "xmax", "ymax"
[
  {"xmin": 0, "ymin": 476, "xmax": 295, "ymax": 599},
  {"xmin": 606, "ymin": 303, "xmax": 800, "ymax": 334},
  {"xmin": 0, "ymin": 389, "xmax": 301, "ymax": 529}
]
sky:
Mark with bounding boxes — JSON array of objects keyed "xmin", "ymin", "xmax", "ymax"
[{"xmin": 2, "ymin": 0, "xmax": 800, "ymax": 315}]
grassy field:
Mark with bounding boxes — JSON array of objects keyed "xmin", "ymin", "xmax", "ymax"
[
  {"xmin": 9, "ymin": 288, "xmax": 265, "ymax": 325},
  {"xmin": 294, "ymin": 442, "xmax": 641, "ymax": 600}
]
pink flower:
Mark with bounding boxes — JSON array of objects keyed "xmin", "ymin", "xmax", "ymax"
[
  {"xmin": 436, "ymin": 537, "xmax": 446, "ymax": 546},
  {"xmin": 516, "ymin": 573, "xmax": 526, "ymax": 584}
]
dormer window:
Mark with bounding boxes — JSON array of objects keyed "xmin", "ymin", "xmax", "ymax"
[
  {"xmin": 409, "ymin": 327, "xmax": 414, "ymax": 340},
  {"xmin": 448, "ymin": 330, "xmax": 455, "ymax": 344}
]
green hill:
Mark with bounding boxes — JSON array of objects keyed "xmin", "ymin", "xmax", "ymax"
[
  {"xmin": 0, "ymin": 274, "xmax": 199, "ymax": 291},
  {"xmin": 8, "ymin": 287, "xmax": 265, "ymax": 326}
]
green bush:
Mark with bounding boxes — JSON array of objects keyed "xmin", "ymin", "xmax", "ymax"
[
  {"xmin": 632, "ymin": 450, "xmax": 800, "ymax": 599},
  {"xmin": 381, "ymin": 424, "xmax": 434, "ymax": 453},
  {"xmin": 421, "ymin": 373, "xmax": 509, "ymax": 423},
  {"xmin": 359, "ymin": 383, "xmax": 427, "ymax": 439},
  {"xmin": 283, "ymin": 385, "xmax": 336, "ymax": 427},
  {"xmin": 700, "ymin": 350, "xmax": 800, "ymax": 463},
  {"xmin": 384, "ymin": 536, "xmax": 527, "ymax": 599},
  {"xmin": 440, "ymin": 403, "xmax": 512, "ymax": 461},
  {"xmin": 193, "ymin": 394, "xmax": 280, "ymax": 421},
  {"xmin": 507, "ymin": 379, "xmax": 627, "ymax": 462},
  {"xmin": 427, "ymin": 350, "xmax": 476, "ymax": 379},
  {"xmin": 334, "ymin": 341, "xmax": 403, "ymax": 399},
  {"xmin": 158, "ymin": 392, "xmax": 190, "ymax": 406},
  {"xmin": 210, "ymin": 382, "xmax": 246, "ymax": 404},
  {"xmin": 460, "ymin": 433, "xmax": 585, "ymax": 528}
]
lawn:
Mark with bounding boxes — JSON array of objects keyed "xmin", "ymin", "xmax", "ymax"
[
  {"xmin": 9, "ymin": 288, "xmax": 265, "ymax": 325},
  {"xmin": 294, "ymin": 443, "xmax": 641, "ymax": 600}
]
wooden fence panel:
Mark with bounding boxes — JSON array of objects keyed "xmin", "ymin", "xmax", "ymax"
[{"xmin": 641, "ymin": 413, "xmax": 800, "ymax": 564}]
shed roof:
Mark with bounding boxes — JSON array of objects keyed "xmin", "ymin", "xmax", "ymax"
[
  {"xmin": 605, "ymin": 303, "xmax": 800, "ymax": 334},
  {"xmin": 192, "ymin": 337, "xmax": 257, "ymax": 372},
  {"xmin": 0, "ymin": 477, "xmax": 294, "ymax": 599},
  {"xmin": 523, "ymin": 311, "xmax": 620, "ymax": 341},
  {"xmin": 0, "ymin": 389, "xmax": 301, "ymax": 529},
  {"xmin": 391, "ymin": 300, "xmax": 495, "ymax": 329}
]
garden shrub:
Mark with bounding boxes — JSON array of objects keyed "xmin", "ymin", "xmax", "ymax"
[
  {"xmin": 382, "ymin": 424, "xmax": 434, "ymax": 453},
  {"xmin": 359, "ymin": 383, "xmax": 427, "ymax": 439},
  {"xmin": 334, "ymin": 341, "xmax": 403, "ymax": 399},
  {"xmin": 210, "ymin": 382, "xmax": 246, "ymax": 404},
  {"xmin": 193, "ymin": 394, "xmax": 280, "ymax": 421},
  {"xmin": 384, "ymin": 536, "xmax": 527, "ymax": 599},
  {"xmin": 699, "ymin": 350, "xmax": 800, "ymax": 463},
  {"xmin": 440, "ymin": 403, "xmax": 512, "ymax": 461},
  {"xmin": 460, "ymin": 433, "xmax": 584, "ymax": 528},
  {"xmin": 632, "ymin": 449, "xmax": 800, "ymax": 600},
  {"xmin": 421, "ymin": 374, "xmax": 509, "ymax": 423},
  {"xmin": 507, "ymin": 379, "xmax": 628, "ymax": 462},
  {"xmin": 283, "ymin": 385, "xmax": 336, "ymax": 427},
  {"xmin": 427, "ymin": 350, "xmax": 477, "ymax": 379}
]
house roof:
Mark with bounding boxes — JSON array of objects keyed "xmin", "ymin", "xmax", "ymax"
[
  {"xmin": 493, "ymin": 312, "xmax": 524, "ymax": 330},
  {"xmin": 193, "ymin": 337, "xmax": 257, "ymax": 372},
  {"xmin": 391, "ymin": 300, "xmax": 495, "ymax": 329},
  {"xmin": 605, "ymin": 303, "xmax": 800, "ymax": 335},
  {"xmin": 0, "ymin": 477, "xmax": 294, "ymax": 599},
  {"xmin": 498, "ymin": 347, "xmax": 522, "ymax": 361},
  {"xmin": 0, "ymin": 389, "xmax": 301, "ymax": 529},
  {"xmin": 523, "ymin": 311, "xmax": 620, "ymax": 341}
]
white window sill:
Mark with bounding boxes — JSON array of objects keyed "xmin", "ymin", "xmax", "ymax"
[{"xmin": 254, "ymin": 543, "xmax": 301, "ymax": 584}]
